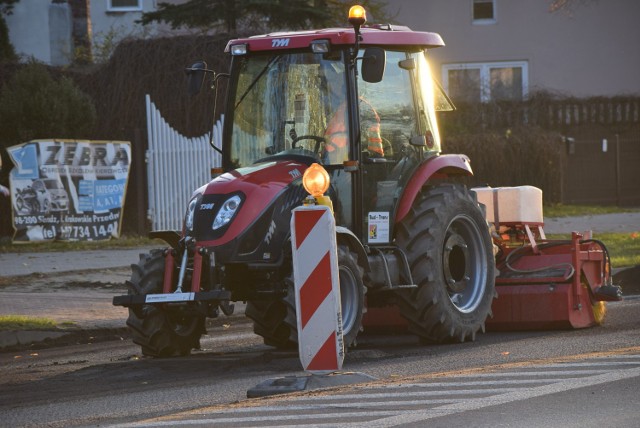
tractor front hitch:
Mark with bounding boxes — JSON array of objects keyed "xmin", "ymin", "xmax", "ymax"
[{"xmin": 112, "ymin": 289, "xmax": 231, "ymax": 308}]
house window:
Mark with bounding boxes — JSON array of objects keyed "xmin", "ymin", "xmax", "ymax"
[
  {"xmin": 107, "ymin": 0, "xmax": 142, "ymax": 12},
  {"xmin": 473, "ymin": 0, "xmax": 496, "ymax": 24},
  {"xmin": 442, "ymin": 61, "xmax": 528, "ymax": 103}
]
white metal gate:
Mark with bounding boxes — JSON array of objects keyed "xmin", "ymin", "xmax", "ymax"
[{"xmin": 145, "ymin": 94, "xmax": 223, "ymax": 231}]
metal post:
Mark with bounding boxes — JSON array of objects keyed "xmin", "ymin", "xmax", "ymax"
[{"xmin": 615, "ymin": 134, "xmax": 621, "ymax": 206}]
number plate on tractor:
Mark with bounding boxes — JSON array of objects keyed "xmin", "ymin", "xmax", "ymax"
[{"xmin": 145, "ymin": 293, "xmax": 196, "ymax": 303}]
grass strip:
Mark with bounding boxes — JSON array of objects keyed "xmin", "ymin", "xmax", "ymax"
[
  {"xmin": 0, "ymin": 315, "xmax": 58, "ymax": 331},
  {"xmin": 544, "ymin": 204, "xmax": 640, "ymax": 218}
]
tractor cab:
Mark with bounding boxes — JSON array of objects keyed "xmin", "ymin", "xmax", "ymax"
[{"xmin": 219, "ymin": 23, "xmax": 452, "ymax": 244}]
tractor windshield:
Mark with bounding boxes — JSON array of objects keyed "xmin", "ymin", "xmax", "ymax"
[{"xmin": 228, "ymin": 51, "xmax": 348, "ymax": 168}]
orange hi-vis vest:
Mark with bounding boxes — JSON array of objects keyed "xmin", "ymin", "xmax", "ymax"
[
  {"xmin": 324, "ymin": 97, "xmax": 383, "ymax": 161},
  {"xmin": 360, "ymin": 97, "xmax": 383, "ymax": 157},
  {"xmin": 324, "ymin": 102, "xmax": 348, "ymax": 159}
]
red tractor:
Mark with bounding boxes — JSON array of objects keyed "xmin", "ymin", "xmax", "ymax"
[{"xmin": 114, "ymin": 6, "xmax": 620, "ymax": 357}]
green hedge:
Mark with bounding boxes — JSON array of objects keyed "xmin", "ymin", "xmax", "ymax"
[
  {"xmin": 442, "ymin": 125, "xmax": 564, "ymax": 204},
  {"xmin": 0, "ymin": 62, "xmax": 96, "ymax": 149}
]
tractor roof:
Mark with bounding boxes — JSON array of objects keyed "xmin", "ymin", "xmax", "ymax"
[{"xmin": 225, "ymin": 25, "xmax": 444, "ymax": 53}]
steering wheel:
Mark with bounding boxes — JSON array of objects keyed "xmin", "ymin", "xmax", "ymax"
[{"xmin": 291, "ymin": 135, "xmax": 325, "ymax": 155}]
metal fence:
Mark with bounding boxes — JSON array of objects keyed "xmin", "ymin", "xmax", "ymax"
[
  {"xmin": 562, "ymin": 132, "xmax": 640, "ymax": 206},
  {"xmin": 145, "ymin": 94, "xmax": 222, "ymax": 231},
  {"xmin": 444, "ymin": 97, "xmax": 640, "ymax": 130}
]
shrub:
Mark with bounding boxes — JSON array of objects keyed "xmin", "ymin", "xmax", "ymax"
[
  {"xmin": 0, "ymin": 61, "xmax": 97, "ymax": 149},
  {"xmin": 443, "ymin": 125, "xmax": 565, "ymax": 204}
]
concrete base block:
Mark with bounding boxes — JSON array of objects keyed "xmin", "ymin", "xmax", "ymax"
[{"xmin": 247, "ymin": 371, "xmax": 378, "ymax": 398}]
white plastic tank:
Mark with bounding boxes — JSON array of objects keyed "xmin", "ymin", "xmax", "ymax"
[{"xmin": 472, "ymin": 186, "xmax": 543, "ymax": 225}]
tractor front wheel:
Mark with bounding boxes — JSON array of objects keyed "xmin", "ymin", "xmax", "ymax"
[
  {"xmin": 395, "ymin": 184, "xmax": 496, "ymax": 343},
  {"xmin": 249, "ymin": 244, "xmax": 365, "ymax": 350},
  {"xmin": 333, "ymin": 244, "xmax": 366, "ymax": 347},
  {"xmin": 245, "ymin": 298, "xmax": 296, "ymax": 349},
  {"xmin": 285, "ymin": 244, "xmax": 365, "ymax": 348},
  {"xmin": 126, "ymin": 250, "xmax": 205, "ymax": 357}
]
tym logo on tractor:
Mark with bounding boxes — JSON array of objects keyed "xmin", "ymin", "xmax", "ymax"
[
  {"xmin": 114, "ymin": 6, "xmax": 621, "ymax": 357},
  {"xmin": 271, "ymin": 38, "xmax": 290, "ymax": 48}
]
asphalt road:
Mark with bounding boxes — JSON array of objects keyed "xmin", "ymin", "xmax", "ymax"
[
  {"xmin": 125, "ymin": 352, "xmax": 640, "ymax": 428},
  {"xmin": 1, "ymin": 296, "xmax": 638, "ymax": 427}
]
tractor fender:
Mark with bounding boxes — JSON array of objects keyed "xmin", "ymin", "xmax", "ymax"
[
  {"xmin": 149, "ymin": 230, "xmax": 181, "ymax": 249},
  {"xmin": 395, "ymin": 154, "xmax": 474, "ymax": 223},
  {"xmin": 336, "ymin": 226, "xmax": 371, "ymax": 272}
]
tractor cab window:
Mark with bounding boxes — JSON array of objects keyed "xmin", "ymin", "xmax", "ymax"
[
  {"xmin": 229, "ymin": 51, "xmax": 349, "ymax": 168},
  {"xmin": 357, "ymin": 50, "xmax": 442, "ymax": 161},
  {"xmin": 358, "ymin": 50, "xmax": 445, "ymax": 242}
]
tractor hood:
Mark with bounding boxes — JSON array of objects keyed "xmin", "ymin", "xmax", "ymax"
[{"xmin": 190, "ymin": 159, "xmax": 308, "ymax": 250}]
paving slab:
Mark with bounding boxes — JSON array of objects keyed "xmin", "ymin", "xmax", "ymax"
[
  {"xmin": 0, "ymin": 247, "xmax": 161, "ymax": 277},
  {"xmin": 543, "ymin": 212, "xmax": 640, "ymax": 234}
]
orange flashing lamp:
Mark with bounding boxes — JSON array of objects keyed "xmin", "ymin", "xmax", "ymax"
[
  {"xmin": 302, "ymin": 163, "xmax": 333, "ymax": 212},
  {"xmin": 348, "ymin": 5, "xmax": 367, "ymax": 27}
]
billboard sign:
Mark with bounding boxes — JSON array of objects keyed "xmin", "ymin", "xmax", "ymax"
[{"xmin": 7, "ymin": 140, "xmax": 131, "ymax": 242}]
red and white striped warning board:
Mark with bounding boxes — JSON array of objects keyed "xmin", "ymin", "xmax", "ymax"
[{"xmin": 291, "ymin": 205, "xmax": 344, "ymax": 373}]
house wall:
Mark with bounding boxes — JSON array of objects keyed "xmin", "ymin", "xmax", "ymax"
[
  {"xmin": 389, "ymin": 0, "xmax": 640, "ymax": 97},
  {"xmin": 5, "ymin": 1, "xmax": 73, "ymax": 66},
  {"xmin": 5, "ymin": 0, "xmax": 185, "ymax": 65},
  {"xmin": 89, "ymin": 0, "xmax": 157, "ymax": 56},
  {"xmin": 89, "ymin": 0, "xmax": 195, "ymax": 60}
]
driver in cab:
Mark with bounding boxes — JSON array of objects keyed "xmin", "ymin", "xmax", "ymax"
[
  {"xmin": 321, "ymin": 63, "xmax": 384, "ymax": 164},
  {"xmin": 323, "ymin": 97, "xmax": 383, "ymax": 164}
]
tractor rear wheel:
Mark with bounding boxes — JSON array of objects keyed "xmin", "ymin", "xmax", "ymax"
[
  {"xmin": 394, "ymin": 184, "xmax": 496, "ymax": 343},
  {"xmin": 126, "ymin": 250, "xmax": 205, "ymax": 357}
]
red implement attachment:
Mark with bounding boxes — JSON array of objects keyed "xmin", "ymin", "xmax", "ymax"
[{"xmin": 487, "ymin": 224, "xmax": 622, "ymax": 331}]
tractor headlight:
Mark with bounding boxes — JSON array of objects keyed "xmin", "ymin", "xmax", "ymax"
[
  {"xmin": 184, "ymin": 194, "xmax": 201, "ymax": 234},
  {"xmin": 212, "ymin": 194, "xmax": 242, "ymax": 230}
]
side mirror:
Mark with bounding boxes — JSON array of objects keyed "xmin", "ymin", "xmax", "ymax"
[
  {"xmin": 185, "ymin": 61, "xmax": 208, "ymax": 96},
  {"xmin": 409, "ymin": 135, "xmax": 426, "ymax": 147},
  {"xmin": 361, "ymin": 47, "xmax": 386, "ymax": 83}
]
